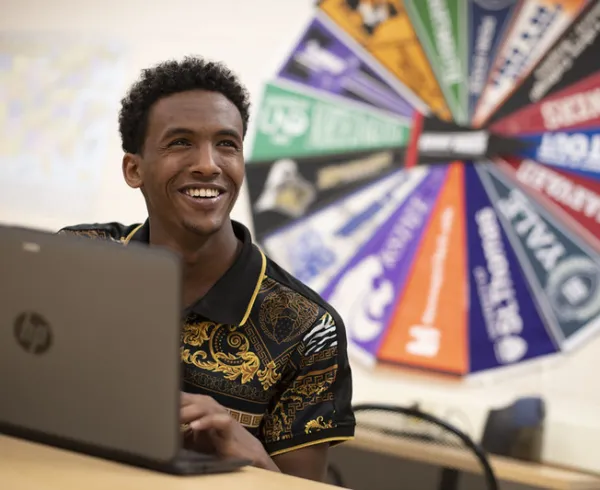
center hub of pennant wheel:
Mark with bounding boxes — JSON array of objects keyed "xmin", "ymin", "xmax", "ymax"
[{"xmin": 405, "ymin": 113, "xmax": 531, "ymax": 167}]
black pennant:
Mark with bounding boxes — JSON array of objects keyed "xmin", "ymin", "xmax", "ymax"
[
  {"xmin": 406, "ymin": 114, "xmax": 531, "ymax": 166},
  {"xmin": 246, "ymin": 147, "xmax": 407, "ymax": 241},
  {"xmin": 488, "ymin": 1, "xmax": 600, "ymax": 125}
]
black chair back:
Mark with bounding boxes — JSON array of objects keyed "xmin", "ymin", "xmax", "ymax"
[{"xmin": 328, "ymin": 403, "xmax": 498, "ymax": 490}]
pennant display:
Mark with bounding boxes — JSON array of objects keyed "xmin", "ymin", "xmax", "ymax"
[
  {"xmin": 317, "ymin": 0, "xmax": 452, "ymax": 120},
  {"xmin": 467, "ymin": 0, "xmax": 519, "ymax": 120},
  {"xmin": 378, "ymin": 163, "xmax": 468, "ymax": 375},
  {"xmin": 488, "ymin": 1, "xmax": 600, "ymax": 125},
  {"xmin": 246, "ymin": 147, "xmax": 405, "ymax": 241},
  {"xmin": 321, "ymin": 166, "xmax": 448, "ymax": 365},
  {"xmin": 516, "ymin": 127, "xmax": 600, "ymax": 178},
  {"xmin": 405, "ymin": 114, "xmax": 527, "ymax": 167},
  {"xmin": 245, "ymin": 0, "xmax": 600, "ymax": 378},
  {"xmin": 260, "ymin": 168, "xmax": 428, "ymax": 291},
  {"xmin": 465, "ymin": 163, "xmax": 558, "ymax": 373},
  {"xmin": 478, "ymin": 163, "xmax": 600, "ymax": 350},
  {"xmin": 497, "ymin": 156, "xmax": 600, "ymax": 250},
  {"xmin": 492, "ymin": 71, "xmax": 600, "ymax": 135},
  {"xmin": 277, "ymin": 14, "xmax": 417, "ymax": 118},
  {"xmin": 472, "ymin": 0, "xmax": 590, "ymax": 127},
  {"xmin": 404, "ymin": 0, "xmax": 469, "ymax": 124},
  {"xmin": 250, "ymin": 80, "xmax": 411, "ymax": 160}
]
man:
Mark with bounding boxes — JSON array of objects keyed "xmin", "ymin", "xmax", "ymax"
[{"xmin": 58, "ymin": 56, "xmax": 355, "ymax": 482}]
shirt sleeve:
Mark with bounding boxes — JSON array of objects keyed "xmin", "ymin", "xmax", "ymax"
[
  {"xmin": 260, "ymin": 309, "xmax": 356, "ymax": 456},
  {"xmin": 56, "ymin": 222, "xmax": 136, "ymax": 241}
]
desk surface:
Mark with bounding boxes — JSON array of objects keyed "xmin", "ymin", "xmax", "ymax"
[
  {"xmin": 0, "ymin": 435, "xmax": 336, "ymax": 490},
  {"xmin": 347, "ymin": 428, "xmax": 600, "ymax": 490}
]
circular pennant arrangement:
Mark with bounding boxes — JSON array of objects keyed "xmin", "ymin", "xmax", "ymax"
[{"xmin": 246, "ymin": 0, "xmax": 600, "ymax": 377}]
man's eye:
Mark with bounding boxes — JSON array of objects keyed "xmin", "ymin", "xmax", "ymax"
[
  {"xmin": 218, "ymin": 140, "xmax": 239, "ymax": 150},
  {"xmin": 169, "ymin": 138, "xmax": 191, "ymax": 147}
]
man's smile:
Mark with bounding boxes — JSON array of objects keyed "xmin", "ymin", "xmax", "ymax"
[{"xmin": 177, "ymin": 184, "xmax": 227, "ymax": 210}]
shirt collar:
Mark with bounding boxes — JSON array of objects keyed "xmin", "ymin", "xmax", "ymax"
[{"xmin": 124, "ymin": 219, "xmax": 266, "ymax": 326}]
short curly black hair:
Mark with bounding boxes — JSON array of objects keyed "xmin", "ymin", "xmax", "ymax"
[{"xmin": 118, "ymin": 56, "xmax": 251, "ymax": 154}]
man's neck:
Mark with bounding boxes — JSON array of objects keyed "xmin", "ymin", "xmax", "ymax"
[{"xmin": 148, "ymin": 218, "xmax": 241, "ymax": 307}]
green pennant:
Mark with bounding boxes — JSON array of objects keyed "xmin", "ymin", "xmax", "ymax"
[
  {"xmin": 404, "ymin": 0, "xmax": 468, "ymax": 124},
  {"xmin": 249, "ymin": 81, "xmax": 411, "ymax": 161}
]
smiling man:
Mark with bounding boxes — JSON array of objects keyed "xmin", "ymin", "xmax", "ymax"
[{"xmin": 58, "ymin": 57, "xmax": 355, "ymax": 481}]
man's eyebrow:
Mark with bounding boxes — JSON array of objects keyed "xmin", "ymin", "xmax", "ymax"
[
  {"xmin": 160, "ymin": 127, "xmax": 242, "ymax": 141},
  {"xmin": 161, "ymin": 127, "xmax": 196, "ymax": 140},
  {"xmin": 216, "ymin": 128, "xmax": 242, "ymax": 141}
]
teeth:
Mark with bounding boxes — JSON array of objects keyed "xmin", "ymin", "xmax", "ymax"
[{"xmin": 184, "ymin": 188, "xmax": 221, "ymax": 198}]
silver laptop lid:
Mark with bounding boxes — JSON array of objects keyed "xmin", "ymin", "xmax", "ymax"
[{"xmin": 0, "ymin": 225, "xmax": 182, "ymax": 462}]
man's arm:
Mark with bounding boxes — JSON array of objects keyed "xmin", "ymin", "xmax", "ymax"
[
  {"xmin": 181, "ymin": 391, "xmax": 332, "ymax": 479},
  {"xmin": 272, "ymin": 443, "xmax": 329, "ymax": 482},
  {"xmin": 181, "ymin": 392, "xmax": 330, "ymax": 479},
  {"xmin": 261, "ymin": 310, "xmax": 356, "ymax": 481},
  {"xmin": 182, "ymin": 310, "xmax": 355, "ymax": 482}
]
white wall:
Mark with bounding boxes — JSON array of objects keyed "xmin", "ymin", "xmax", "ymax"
[
  {"xmin": 1, "ymin": 0, "xmax": 313, "ymax": 231},
  {"xmin": 2, "ymin": 0, "xmax": 600, "ymax": 475}
]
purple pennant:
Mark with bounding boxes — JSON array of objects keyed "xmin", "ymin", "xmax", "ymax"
[
  {"xmin": 466, "ymin": 164, "xmax": 558, "ymax": 373},
  {"xmin": 320, "ymin": 166, "xmax": 448, "ymax": 364},
  {"xmin": 278, "ymin": 15, "xmax": 416, "ymax": 119}
]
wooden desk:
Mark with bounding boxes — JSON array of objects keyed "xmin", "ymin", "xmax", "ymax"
[
  {"xmin": 0, "ymin": 435, "xmax": 336, "ymax": 490},
  {"xmin": 346, "ymin": 427, "xmax": 600, "ymax": 490}
]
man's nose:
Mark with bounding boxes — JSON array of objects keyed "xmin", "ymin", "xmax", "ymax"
[{"xmin": 189, "ymin": 145, "xmax": 221, "ymax": 175}]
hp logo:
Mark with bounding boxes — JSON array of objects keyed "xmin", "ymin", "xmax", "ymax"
[{"xmin": 14, "ymin": 312, "xmax": 53, "ymax": 354}]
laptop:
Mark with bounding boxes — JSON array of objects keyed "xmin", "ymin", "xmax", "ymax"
[{"xmin": 0, "ymin": 225, "xmax": 251, "ymax": 475}]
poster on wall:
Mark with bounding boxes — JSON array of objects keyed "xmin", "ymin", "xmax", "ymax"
[
  {"xmin": 248, "ymin": 0, "xmax": 600, "ymax": 381},
  {"xmin": 0, "ymin": 33, "xmax": 128, "ymax": 230},
  {"xmin": 249, "ymin": 80, "xmax": 412, "ymax": 161},
  {"xmin": 277, "ymin": 13, "xmax": 419, "ymax": 118}
]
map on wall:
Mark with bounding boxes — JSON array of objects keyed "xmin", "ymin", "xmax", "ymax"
[
  {"xmin": 246, "ymin": 0, "xmax": 600, "ymax": 378},
  {"xmin": 0, "ymin": 34, "xmax": 127, "ymax": 229}
]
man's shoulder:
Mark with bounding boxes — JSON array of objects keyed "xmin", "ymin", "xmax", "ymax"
[
  {"xmin": 57, "ymin": 222, "xmax": 141, "ymax": 243},
  {"xmin": 259, "ymin": 253, "xmax": 346, "ymax": 336}
]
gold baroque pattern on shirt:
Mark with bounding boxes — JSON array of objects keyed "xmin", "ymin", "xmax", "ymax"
[
  {"xmin": 261, "ymin": 365, "xmax": 338, "ymax": 442},
  {"xmin": 299, "ymin": 346, "xmax": 338, "ymax": 369},
  {"xmin": 181, "ymin": 320, "xmax": 281, "ymax": 391},
  {"xmin": 304, "ymin": 416, "xmax": 334, "ymax": 434},
  {"xmin": 227, "ymin": 408, "xmax": 265, "ymax": 429},
  {"xmin": 183, "ymin": 365, "xmax": 273, "ymax": 402},
  {"xmin": 257, "ymin": 277, "xmax": 320, "ymax": 345},
  {"xmin": 57, "ymin": 229, "xmax": 119, "ymax": 241},
  {"xmin": 244, "ymin": 320, "xmax": 292, "ymax": 369}
]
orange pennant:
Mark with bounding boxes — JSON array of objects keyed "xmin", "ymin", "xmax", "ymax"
[
  {"xmin": 378, "ymin": 162, "xmax": 468, "ymax": 375},
  {"xmin": 318, "ymin": 0, "xmax": 451, "ymax": 121}
]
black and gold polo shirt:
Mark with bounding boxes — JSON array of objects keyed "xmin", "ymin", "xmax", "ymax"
[{"xmin": 58, "ymin": 219, "xmax": 356, "ymax": 456}]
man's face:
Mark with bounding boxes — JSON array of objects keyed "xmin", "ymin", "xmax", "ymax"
[{"xmin": 126, "ymin": 90, "xmax": 245, "ymax": 237}]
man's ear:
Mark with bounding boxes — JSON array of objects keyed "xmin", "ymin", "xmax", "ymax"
[{"xmin": 122, "ymin": 153, "xmax": 143, "ymax": 189}]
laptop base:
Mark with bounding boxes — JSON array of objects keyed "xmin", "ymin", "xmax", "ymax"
[{"xmin": 1, "ymin": 422, "xmax": 251, "ymax": 476}]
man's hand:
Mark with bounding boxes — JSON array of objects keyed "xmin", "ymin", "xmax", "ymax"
[{"xmin": 180, "ymin": 392, "xmax": 280, "ymax": 473}]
